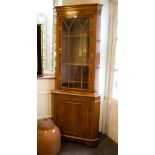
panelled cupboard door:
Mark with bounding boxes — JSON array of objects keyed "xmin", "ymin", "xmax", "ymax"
[{"xmin": 55, "ymin": 98, "xmax": 91, "ymax": 138}]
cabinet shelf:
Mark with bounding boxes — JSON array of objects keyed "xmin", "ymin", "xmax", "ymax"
[
  {"xmin": 62, "ymin": 81, "xmax": 88, "ymax": 83},
  {"xmin": 62, "ymin": 35, "xmax": 89, "ymax": 38},
  {"xmin": 62, "ymin": 63, "xmax": 89, "ymax": 66},
  {"xmin": 62, "ymin": 81, "xmax": 88, "ymax": 89},
  {"xmin": 62, "ymin": 32, "xmax": 89, "ymax": 38}
]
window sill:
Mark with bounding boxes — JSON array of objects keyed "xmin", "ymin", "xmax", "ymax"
[{"xmin": 37, "ymin": 75, "xmax": 55, "ymax": 79}]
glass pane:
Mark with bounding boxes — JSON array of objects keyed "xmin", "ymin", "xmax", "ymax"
[
  {"xmin": 69, "ymin": 36, "xmax": 83, "ymax": 64},
  {"xmin": 37, "ymin": 14, "xmax": 47, "ymax": 74},
  {"xmin": 69, "ymin": 65, "xmax": 81, "ymax": 82},
  {"xmin": 82, "ymin": 83, "xmax": 88, "ymax": 89},
  {"xmin": 82, "ymin": 65, "xmax": 88, "ymax": 82},
  {"xmin": 62, "ymin": 37, "xmax": 68, "ymax": 63},
  {"xmin": 61, "ymin": 18, "xmax": 89, "ymax": 89},
  {"xmin": 82, "ymin": 37, "xmax": 89, "ymax": 64},
  {"xmin": 69, "ymin": 61, "xmax": 81, "ymax": 89},
  {"xmin": 69, "ymin": 82, "xmax": 81, "ymax": 88},
  {"xmin": 62, "ymin": 64, "xmax": 68, "ymax": 87}
]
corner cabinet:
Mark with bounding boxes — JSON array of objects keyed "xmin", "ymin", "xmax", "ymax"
[{"xmin": 53, "ymin": 4, "xmax": 102, "ymax": 146}]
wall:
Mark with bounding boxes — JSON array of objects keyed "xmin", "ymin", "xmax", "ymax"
[
  {"xmin": 97, "ymin": 0, "xmax": 110, "ymax": 133},
  {"xmin": 104, "ymin": 0, "xmax": 118, "ymax": 143},
  {"xmin": 106, "ymin": 100, "xmax": 118, "ymax": 142},
  {"xmin": 37, "ymin": 0, "xmax": 54, "ymax": 120},
  {"xmin": 37, "ymin": 78, "xmax": 55, "ymax": 119},
  {"xmin": 62, "ymin": 0, "xmax": 104, "ymax": 5},
  {"xmin": 62, "ymin": 0, "xmax": 86, "ymax": 5}
]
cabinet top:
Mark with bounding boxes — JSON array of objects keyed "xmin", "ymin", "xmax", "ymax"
[{"xmin": 55, "ymin": 3, "xmax": 103, "ymax": 16}]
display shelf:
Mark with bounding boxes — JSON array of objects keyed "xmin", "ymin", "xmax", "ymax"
[
  {"xmin": 62, "ymin": 62, "xmax": 89, "ymax": 65},
  {"xmin": 62, "ymin": 33, "xmax": 89, "ymax": 38}
]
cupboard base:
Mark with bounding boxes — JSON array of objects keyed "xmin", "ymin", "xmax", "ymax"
[
  {"xmin": 53, "ymin": 90, "xmax": 100, "ymax": 147},
  {"xmin": 62, "ymin": 134, "xmax": 99, "ymax": 147}
]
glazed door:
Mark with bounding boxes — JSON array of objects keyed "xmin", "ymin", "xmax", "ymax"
[{"xmin": 58, "ymin": 17, "xmax": 92, "ymax": 91}]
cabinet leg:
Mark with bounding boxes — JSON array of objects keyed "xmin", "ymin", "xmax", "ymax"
[{"xmin": 84, "ymin": 139, "xmax": 99, "ymax": 147}]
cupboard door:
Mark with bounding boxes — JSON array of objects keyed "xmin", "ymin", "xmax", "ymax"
[
  {"xmin": 60, "ymin": 18, "xmax": 90, "ymax": 90},
  {"xmin": 56, "ymin": 99, "xmax": 91, "ymax": 138}
]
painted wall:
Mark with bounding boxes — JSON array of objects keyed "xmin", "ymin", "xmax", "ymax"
[
  {"xmin": 37, "ymin": 0, "xmax": 54, "ymax": 120},
  {"xmin": 104, "ymin": 0, "xmax": 118, "ymax": 143},
  {"xmin": 62, "ymin": 0, "xmax": 104, "ymax": 5},
  {"xmin": 97, "ymin": 0, "xmax": 110, "ymax": 133},
  {"xmin": 62, "ymin": 0, "xmax": 87, "ymax": 5},
  {"xmin": 106, "ymin": 100, "xmax": 118, "ymax": 142},
  {"xmin": 37, "ymin": 79, "xmax": 55, "ymax": 119}
]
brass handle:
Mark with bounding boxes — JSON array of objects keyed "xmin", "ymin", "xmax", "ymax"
[{"xmin": 58, "ymin": 48, "xmax": 62, "ymax": 54}]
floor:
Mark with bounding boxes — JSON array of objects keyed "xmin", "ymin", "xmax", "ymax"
[{"xmin": 57, "ymin": 135, "xmax": 118, "ymax": 155}]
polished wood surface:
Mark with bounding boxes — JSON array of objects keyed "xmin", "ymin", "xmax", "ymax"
[
  {"xmin": 53, "ymin": 90, "xmax": 100, "ymax": 146},
  {"xmin": 53, "ymin": 4, "xmax": 102, "ymax": 146},
  {"xmin": 55, "ymin": 4, "xmax": 102, "ymax": 17}
]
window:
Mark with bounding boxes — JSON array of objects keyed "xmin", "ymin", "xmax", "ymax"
[
  {"xmin": 52, "ymin": 9, "xmax": 57, "ymax": 73},
  {"xmin": 37, "ymin": 0, "xmax": 54, "ymax": 77},
  {"xmin": 37, "ymin": 24, "xmax": 43, "ymax": 76}
]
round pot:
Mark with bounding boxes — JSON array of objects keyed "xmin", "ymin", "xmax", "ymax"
[{"xmin": 37, "ymin": 119, "xmax": 61, "ymax": 155}]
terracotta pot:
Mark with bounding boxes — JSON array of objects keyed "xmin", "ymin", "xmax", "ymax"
[{"xmin": 37, "ymin": 119, "xmax": 61, "ymax": 155}]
